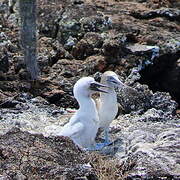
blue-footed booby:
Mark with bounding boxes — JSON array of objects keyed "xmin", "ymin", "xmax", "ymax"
[
  {"xmin": 97, "ymin": 71, "xmax": 124, "ymax": 147},
  {"xmin": 58, "ymin": 77, "xmax": 109, "ymax": 150}
]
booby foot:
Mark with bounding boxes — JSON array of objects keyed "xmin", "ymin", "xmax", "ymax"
[
  {"xmin": 83, "ymin": 143, "xmax": 109, "ymax": 151},
  {"xmin": 83, "ymin": 146, "xmax": 102, "ymax": 151},
  {"xmin": 95, "ymin": 141, "xmax": 112, "ymax": 150}
]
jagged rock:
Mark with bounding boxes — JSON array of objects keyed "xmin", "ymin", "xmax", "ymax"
[
  {"xmin": 0, "ymin": 91, "xmax": 8, "ymax": 104},
  {"xmin": 72, "ymin": 32, "xmax": 103, "ymax": 59},
  {"xmin": 80, "ymin": 14, "xmax": 112, "ymax": 32},
  {"xmin": 0, "ymin": 48, "xmax": 9, "ymax": 73},
  {"xmin": 0, "ymin": 0, "xmax": 8, "ymax": 14},
  {"xmin": 83, "ymin": 32, "xmax": 103, "ymax": 49},
  {"xmin": 56, "ymin": 5, "xmax": 99, "ymax": 44},
  {"xmin": 146, "ymin": 0, "xmax": 180, "ymax": 9},
  {"xmin": 151, "ymin": 91, "xmax": 178, "ymax": 115},
  {"xmin": 50, "ymin": 59, "xmax": 84, "ymax": 80},
  {"xmin": 64, "ymin": 36, "xmax": 78, "ymax": 50},
  {"xmin": 131, "ymin": 8, "xmax": 180, "ymax": 22},
  {"xmin": 42, "ymin": 89, "xmax": 65, "ymax": 104},
  {"xmin": 118, "ymin": 82, "xmax": 178, "ymax": 115},
  {"xmin": 72, "ymin": 39, "xmax": 94, "ymax": 60},
  {"xmin": 126, "ymin": 44, "xmax": 159, "ymax": 66},
  {"xmin": 38, "ymin": 0, "xmax": 65, "ymax": 38},
  {"xmin": 124, "ymin": 126, "xmax": 180, "ymax": 179},
  {"xmin": 110, "ymin": 110, "xmax": 180, "ymax": 179},
  {"xmin": 38, "ymin": 37, "xmax": 73, "ymax": 70},
  {"xmin": 0, "ymin": 127, "xmax": 97, "ymax": 180},
  {"xmin": 118, "ymin": 83, "xmax": 153, "ymax": 114},
  {"xmin": 82, "ymin": 55, "xmax": 107, "ymax": 74},
  {"xmin": 103, "ymin": 34, "xmax": 127, "ymax": 63},
  {"xmin": 103, "ymin": 40, "xmax": 121, "ymax": 58},
  {"xmin": 132, "ymin": 108, "xmax": 170, "ymax": 122},
  {"xmin": 58, "ymin": 19, "xmax": 81, "ymax": 44}
]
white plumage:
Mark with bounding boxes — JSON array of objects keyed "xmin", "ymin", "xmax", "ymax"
[
  {"xmin": 97, "ymin": 71, "xmax": 124, "ymax": 145},
  {"xmin": 58, "ymin": 77, "xmax": 108, "ymax": 149}
]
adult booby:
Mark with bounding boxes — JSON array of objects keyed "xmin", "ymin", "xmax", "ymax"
[
  {"xmin": 58, "ymin": 77, "xmax": 109, "ymax": 150},
  {"xmin": 97, "ymin": 71, "xmax": 124, "ymax": 147}
]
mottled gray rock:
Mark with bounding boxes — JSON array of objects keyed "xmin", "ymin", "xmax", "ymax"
[
  {"xmin": 151, "ymin": 91, "xmax": 178, "ymax": 116},
  {"xmin": 161, "ymin": 37, "xmax": 180, "ymax": 54},
  {"xmin": 125, "ymin": 67, "xmax": 141, "ymax": 85},
  {"xmin": 80, "ymin": 14, "xmax": 112, "ymax": 32},
  {"xmin": 118, "ymin": 83, "xmax": 153, "ymax": 114},
  {"xmin": 118, "ymin": 81, "xmax": 178, "ymax": 116},
  {"xmin": 125, "ymin": 127, "xmax": 180, "ymax": 179},
  {"xmin": 0, "ymin": 0, "xmax": 8, "ymax": 14},
  {"xmin": 58, "ymin": 19, "xmax": 81, "ymax": 44},
  {"xmin": 109, "ymin": 112, "xmax": 180, "ymax": 179}
]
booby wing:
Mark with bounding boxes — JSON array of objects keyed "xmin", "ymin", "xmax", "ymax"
[
  {"xmin": 94, "ymin": 97, "xmax": 123, "ymax": 119},
  {"xmin": 59, "ymin": 121, "xmax": 84, "ymax": 138}
]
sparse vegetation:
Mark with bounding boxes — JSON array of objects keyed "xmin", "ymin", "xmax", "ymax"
[
  {"xmin": 88, "ymin": 152, "xmax": 123, "ymax": 180},
  {"xmin": 88, "ymin": 152, "xmax": 137, "ymax": 180}
]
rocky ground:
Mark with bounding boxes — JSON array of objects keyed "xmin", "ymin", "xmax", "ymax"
[{"xmin": 0, "ymin": 0, "xmax": 180, "ymax": 179}]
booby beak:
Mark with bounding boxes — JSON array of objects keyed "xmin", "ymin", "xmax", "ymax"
[
  {"xmin": 90, "ymin": 82, "xmax": 109, "ymax": 93},
  {"xmin": 108, "ymin": 76, "xmax": 124, "ymax": 88}
]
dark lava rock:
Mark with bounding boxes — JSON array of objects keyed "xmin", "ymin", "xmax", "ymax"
[
  {"xmin": 50, "ymin": 59, "xmax": 84, "ymax": 80},
  {"xmin": 118, "ymin": 82, "xmax": 178, "ymax": 115},
  {"xmin": 83, "ymin": 32, "xmax": 103, "ymax": 49},
  {"xmin": 82, "ymin": 55, "xmax": 107, "ymax": 75},
  {"xmin": 0, "ymin": 99, "xmax": 19, "ymax": 108},
  {"xmin": 0, "ymin": 127, "xmax": 96, "ymax": 180},
  {"xmin": 80, "ymin": 14, "xmax": 112, "ymax": 32},
  {"xmin": 72, "ymin": 32, "xmax": 103, "ymax": 59},
  {"xmin": 58, "ymin": 18, "xmax": 81, "ymax": 44},
  {"xmin": 102, "ymin": 36, "xmax": 127, "ymax": 64},
  {"xmin": 43, "ymin": 89, "xmax": 65, "ymax": 104},
  {"xmin": 103, "ymin": 39, "xmax": 121, "ymax": 58},
  {"xmin": 0, "ymin": 48, "xmax": 9, "ymax": 73},
  {"xmin": 118, "ymin": 83, "xmax": 153, "ymax": 114},
  {"xmin": 56, "ymin": 5, "xmax": 98, "ymax": 44},
  {"xmin": 72, "ymin": 39, "xmax": 94, "ymax": 60},
  {"xmin": 151, "ymin": 91, "xmax": 178, "ymax": 116},
  {"xmin": 131, "ymin": 8, "xmax": 180, "ymax": 22},
  {"xmin": 38, "ymin": 37, "xmax": 73, "ymax": 70}
]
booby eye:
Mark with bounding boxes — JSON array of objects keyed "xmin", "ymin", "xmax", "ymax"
[{"xmin": 107, "ymin": 76, "xmax": 117, "ymax": 84}]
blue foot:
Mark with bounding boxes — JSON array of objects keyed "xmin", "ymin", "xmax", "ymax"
[
  {"xmin": 95, "ymin": 141, "xmax": 112, "ymax": 150},
  {"xmin": 95, "ymin": 143, "xmax": 106, "ymax": 150},
  {"xmin": 83, "ymin": 144, "xmax": 105, "ymax": 151}
]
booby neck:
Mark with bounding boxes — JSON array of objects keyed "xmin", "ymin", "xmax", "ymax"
[
  {"xmin": 76, "ymin": 95, "xmax": 96, "ymax": 112},
  {"xmin": 99, "ymin": 77, "xmax": 117, "ymax": 103},
  {"xmin": 100, "ymin": 87, "xmax": 117, "ymax": 104}
]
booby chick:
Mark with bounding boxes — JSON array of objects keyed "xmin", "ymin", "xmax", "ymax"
[
  {"xmin": 58, "ymin": 77, "xmax": 108, "ymax": 150},
  {"xmin": 97, "ymin": 71, "xmax": 124, "ymax": 147}
]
